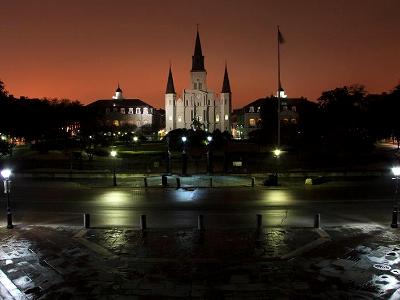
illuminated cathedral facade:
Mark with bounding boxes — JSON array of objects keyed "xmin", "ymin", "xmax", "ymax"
[{"xmin": 165, "ymin": 29, "xmax": 232, "ymax": 133}]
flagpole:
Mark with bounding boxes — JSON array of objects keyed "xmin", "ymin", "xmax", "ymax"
[{"xmin": 277, "ymin": 25, "xmax": 281, "ymax": 148}]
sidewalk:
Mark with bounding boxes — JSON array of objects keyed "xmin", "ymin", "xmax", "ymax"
[{"xmin": 1, "ymin": 224, "xmax": 400, "ymax": 299}]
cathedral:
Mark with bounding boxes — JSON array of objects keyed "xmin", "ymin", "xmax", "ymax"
[{"xmin": 165, "ymin": 29, "xmax": 232, "ymax": 133}]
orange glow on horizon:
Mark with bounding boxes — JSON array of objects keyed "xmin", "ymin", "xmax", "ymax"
[{"xmin": 1, "ymin": 1, "xmax": 399, "ymax": 109}]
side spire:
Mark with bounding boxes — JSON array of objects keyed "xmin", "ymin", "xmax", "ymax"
[
  {"xmin": 221, "ymin": 63, "xmax": 231, "ymax": 93},
  {"xmin": 165, "ymin": 65, "xmax": 176, "ymax": 94},
  {"xmin": 191, "ymin": 26, "xmax": 205, "ymax": 71},
  {"xmin": 116, "ymin": 82, "xmax": 122, "ymax": 93}
]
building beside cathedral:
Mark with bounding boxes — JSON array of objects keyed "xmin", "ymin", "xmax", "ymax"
[
  {"xmin": 86, "ymin": 85, "xmax": 164, "ymax": 136},
  {"xmin": 165, "ymin": 29, "xmax": 232, "ymax": 133}
]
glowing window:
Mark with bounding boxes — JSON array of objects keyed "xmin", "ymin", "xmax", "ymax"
[
  {"xmin": 178, "ymin": 116, "xmax": 182, "ymax": 122},
  {"xmin": 249, "ymin": 118, "xmax": 256, "ymax": 127},
  {"xmin": 168, "ymin": 115, "xmax": 173, "ymax": 121},
  {"xmin": 225, "ymin": 114, "xmax": 228, "ymax": 121},
  {"xmin": 249, "ymin": 106, "xmax": 254, "ymax": 113},
  {"xmin": 128, "ymin": 108, "xmax": 133, "ymax": 114},
  {"xmin": 120, "ymin": 108, "xmax": 125, "ymax": 114},
  {"xmin": 216, "ymin": 115, "xmax": 220, "ymax": 122},
  {"xmin": 136, "ymin": 108, "xmax": 141, "ymax": 114},
  {"xmin": 113, "ymin": 120, "xmax": 119, "ymax": 126},
  {"xmin": 143, "ymin": 107, "xmax": 148, "ymax": 114}
]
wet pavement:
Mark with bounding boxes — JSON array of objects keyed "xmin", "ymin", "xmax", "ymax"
[{"xmin": 1, "ymin": 224, "xmax": 400, "ymax": 299}]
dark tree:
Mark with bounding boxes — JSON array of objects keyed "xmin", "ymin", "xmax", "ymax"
[{"xmin": 317, "ymin": 85, "xmax": 373, "ymax": 152}]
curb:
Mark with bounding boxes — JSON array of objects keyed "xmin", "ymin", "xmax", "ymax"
[
  {"xmin": 0, "ymin": 269, "xmax": 28, "ymax": 300},
  {"xmin": 280, "ymin": 228, "xmax": 331, "ymax": 260}
]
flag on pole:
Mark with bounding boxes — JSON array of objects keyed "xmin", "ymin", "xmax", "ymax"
[{"xmin": 278, "ymin": 28, "xmax": 285, "ymax": 44}]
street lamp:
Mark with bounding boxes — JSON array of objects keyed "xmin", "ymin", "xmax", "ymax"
[
  {"xmin": 110, "ymin": 150, "xmax": 117, "ymax": 186},
  {"xmin": 207, "ymin": 136, "xmax": 213, "ymax": 174},
  {"xmin": 166, "ymin": 136, "xmax": 171, "ymax": 174},
  {"xmin": 1, "ymin": 168, "xmax": 13, "ymax": 229},
  {"xmin": 181, "ymin": 136, "xmax": 188, "ymax": 176},
  {"xmin": 391, "ymin": 166, "xmax": 400, "ymax": 228},
  {"xmin": 272, "ymin": 148, "xmax": 281, "ymax": 186},
  {"xmin": 133, "ymin": 136, "xmax": 138, "ymax": 152}
]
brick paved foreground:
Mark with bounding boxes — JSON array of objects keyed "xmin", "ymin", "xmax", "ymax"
[{"xmin": 1, "ymin": 224, "xmax": 400, "ymax": 299}]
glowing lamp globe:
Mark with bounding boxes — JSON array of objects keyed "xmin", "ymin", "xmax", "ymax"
[
  {"xmin": 1, "ymin": 169, "xmax": 11, "ymax": 179},
  {"xmin": 392, "ymin": 167, "xmax": 400, "ymax": 177}
]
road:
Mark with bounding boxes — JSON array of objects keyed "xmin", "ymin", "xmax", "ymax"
[{"xmin": 4, "ymin": 176, "xmax": 398, "ymax": 228}]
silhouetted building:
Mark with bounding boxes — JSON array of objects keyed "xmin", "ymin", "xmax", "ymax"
[{"xmin": 232, "ymin": 96, "xmax": 307, "ymax": 139}]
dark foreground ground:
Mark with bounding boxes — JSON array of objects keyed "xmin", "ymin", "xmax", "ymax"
[{"xmin": 1, "ymin": 224, "xmax": 400, "ymax": 299}]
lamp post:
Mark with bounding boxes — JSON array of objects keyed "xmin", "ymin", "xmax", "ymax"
[
  {"xmin": 133, "ymin": 136, "xmax": 138, "ymax": 152},
  {"xmin": 181, "ymin": 136, "xmax": 187, "ymax": 176},
  {"xmin": 391, "ymin": 166, "xmax": 400, "ymax": 228},
  {"xmin": 273, "ymin": 148, "xmax": 281, "ymax": 186},
  {"xmin": 1, "ymin": 168, "xmax": 13, "ymax": 229},
  {"xmin": 166, "ymin": 136, "xmax": 171, "ymax": 174},
  {"xmin": 110, "ymin": 150, "xmax": 117, "ymax": 186},
  {"xmin": 207, "ymin": 136, "xmax": 213, "ymax": 174}
]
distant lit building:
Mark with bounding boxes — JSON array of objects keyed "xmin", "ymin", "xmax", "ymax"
[
  {"xmin": 165, "ymin": 29, "xmax": 232, "ymax": 133},
  {"xmin": 232, "ymin": 94, "xmax": 307, "ymax": 139},
  {"xmin": 87, "ymin": 85, "xmax": 164, "ymax": 133}
]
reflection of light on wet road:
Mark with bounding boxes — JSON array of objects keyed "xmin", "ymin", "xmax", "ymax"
[
  {"xmin": 98, "ymin": 191, "xmax": 131, "ymax": 207},
  {"xmin": 173, "ymin": 189, "xmax": 196, "ymax": 202},
  {"xmin": 372, "ymin": 274, "xmax": 400, "ymax": 296},
  {"xmin": 96, "ymin": 210, "xmax": 135, "ymax": 226},
  {"xmin": 262, "ymin": 190, "xmax": 293, "ymax": 205}
]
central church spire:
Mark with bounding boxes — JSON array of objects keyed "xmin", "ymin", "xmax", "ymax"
[{"xmin": 191, "ymin": 27, "xmax": 205, "ymax": 71}]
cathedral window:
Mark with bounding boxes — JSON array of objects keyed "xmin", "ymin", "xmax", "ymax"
[
  {"xmin": 249, "ymin": 118, "xmax": 256, "ymax": 127},
  {"xmin": 113, "ymin": 108, "xmax": 118, "ymax": 112},
  {"xmin": 292, "ymin": 106, "xmax": 297, "ymax": 112},
  {"xmin": 194, "ymin": 83, "xmax": 198, "ymax": 89},
  {"xmin": 168, "ymin": 116, "xmax": 173, "ymax": 121},
  {"xmin": 136, "ymin": 108, "xmax": 141, "ymax": 114},
  {"xmin": 136, "ymin": 121, "xmax": 141, "ymax": 127},
  {"xmin": 216, "ymin": 114, "xmax": 220, "ymax": 123},
  {"xmin": 149, "ymin": 108, "xmax": 153, "ymax": 114},
  {"xmin": 225, "ymin": 114, "xmax": 229, "ymax": 121},
  {"xmin": 143, "ymin": 107, "xmax": 148, "ymax": 114},
  {"xmin": 249, "ymin": 106, "xmax": 254, "ymax": 113},
  {"xmin": 120, "ymin": 108, "xmax": 125, "ymax": 114},
  {"xmin": 178, "ymin": 116, "xmax": 182, "ymax": 122},
  {"xmin": 208, "ymin": 100, "xmax": 210, "ymax": 106},
  {"xmin": 199, "ymin": 83, "xmax": 202, "ymax": 90},
  {"xmin": 128, "ymin": 108, "xmax": 134, "ymax": 114}
]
